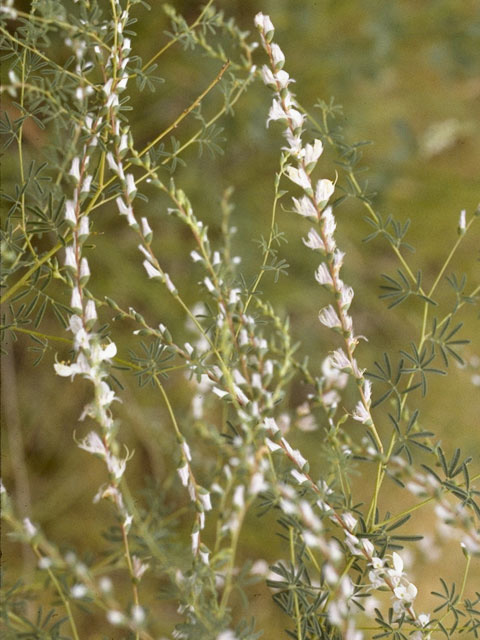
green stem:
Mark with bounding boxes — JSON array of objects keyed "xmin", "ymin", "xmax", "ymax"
[{"xmin": 141, "ymin": 0, "xmax": 215, "ymax": 72}]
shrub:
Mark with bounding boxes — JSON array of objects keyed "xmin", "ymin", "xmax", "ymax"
[{"xmin": 1, "ymin": 1, "xmax": 479, "ymax": 638}]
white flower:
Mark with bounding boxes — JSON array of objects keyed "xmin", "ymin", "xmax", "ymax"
[
  {"xmin": 318, "ymin": 305, "xmax": 341, "ymax": 329},
  {"xmin": 164, "ymin": 272, "xmax": 176, "ymax": 294},
  {"xmin": 70, "ymin": 287, "xmax": 82, "ymax": 311},
  {"xmin": 283, "ymin": 129, "xmax": 303, "ymax": 155},
  {"xmin": 303, "ymin": 227, "xmax": 325, "ymax": 251},
  {"xmin": 199, "ymin": 491, "xmax": 212, "ymax": 511},
  {"xmin": 324, "ymin": 563, "xmax": 339, "ymax": 585},
  {"xmin": 370, "ymin": 556, "xmax": 384, "ymax": 569},
  {"xmin": 181, "ymin": 440, "xmax": 192, "ymax": 461},
  {"xmin": 329, "ymin": 349, "xmax": 351, "ymax": 371},
  {"xmin": 260, "ymin": 65, "xmax": 276, "ymax": 86},
  {"xmin": 292, "ymin": 195, "xmax": 317, "ymax": 218},
  {"xmin": 299, "ymin": 500, "xmax": 322, "ymax": 530},
  {"xmin": 418, "ymin": 613, "xmax": 430, "ymax": 627},
  {"xmin": 81, "ymin": 175, "xmax": 93, "ymax": 193},
  {"xmin": 191, "ymin": 530, "xmax": 200, "ymax": 554},
  {"xmin": 303, "ymin": 139, "xmax": 324, "ymax": 168},
  {"xmin": 270, "ymin": 43, "xmax": 285, "ymax": 69},
  {"xmin": 265, "ymin": 437, "xmax": 281, "ymax": 452},
  {"xmin": 315, "ymin": 263, "xmax": 333, "ymax": 287},
  {"xmin": 315, "ymin": 179, "xmax": 335, "ymax": 205},
  {"xmin": 322, "ymin": 206, "xmax": 337, "ymax": 244},
  {"xmin": 363, "ymin": 379, "xmax": 372, "ymax": 405},
  {"xmin": 80, "ymin": 257, "xmax": 90, "ymax": 280},
  {"xmin": 98, "ymin": 576, "xmax": 112, "ymax": 593},
  {"xmin": 281, "ymin": 437, "xmax": 307, "ymax": 469},
  {"xmin": 342, "ymin": 513, "xmax": 357, "ymax": 530},
  {"xmin": 275, "ymin": 69, "xmax": 293, "ymax": 89},
  {"xmin": 116, "ymin": 76, "xmax": 128, "ymax": 92},
  {"xmin": 291, "ymin": 469, "xmax": 308, "ymax": 484},
  {"xmin": 264, "ymin": 416, "xmax": 279, "ymax": 433},
  {"xmin": 143, "ymin": 260, "xmax": 162, "ymax": 279},
  {"xmin": 125, "ymin": 173, "xmax": 136, "ymax": 197},
  {"xmin": 64, "ymin": 246, "xmax": 77, "ymax": 270},
  {"xmin": 339, "ymin": 284, "xmax": 354, "ymax": 310},
  {"xmin": 249, "ymin": 472, "xmax": 267, "ymax": 495},
  {"xmin": 131, "ymin": 604, "xmax": 145, "ymax": 625},
  {"xmin": 267, "ymin": 98, "xmax": 287, "ymax": 126},
  {"xmin": 78, "ymin": 431, "xmax": 106, "ymax": 456},
  {"xmin": 119, "ymin": 132, "xmax": 129, "ymax": 153},
  {"xmin": 106, "ymin": 452, "xmax": 127, "ymax": 480},
  {"xmin": 199, "ymin": 546, "xmax": 210, "ymax": 564},
  {"xmin": 69, "ymin": 157, "xmax": 81, "ymax": 182},
  {"xmin": 288, "ymin": 108, "xmax": 305, "ymax": 129},
  {"xmin": 250, "ymin": 559, "xmax": 269, "ymax": 575},
  {"xmin": 321, "ymin": 389, "xmax": 340, "ymax": 408},
  {"xmin": 286, "ymin": 166, "xmax": 311, "ymax": 191},
  {"xmin": 217, "ymin": 631, "xmax": 238, "ymax": 640},
  {"xmin": 103, "ymin": 78, "xmax": 114, "ymax": 97},
  {"xmin": 106, "ymin": 152, "xmax": 123, "ymax": 178},
  {"xmin": 332, "ymin": 249, "xmax": 345, "ymax": 273},
  {"xmin": 393, "ymin": 582, "xmax": 417, "ymax": 602},
  {"xmin": 352, "ymin": 401, "xmax": 371, "ymax": 424},
  {"xmin": 115, "ymin": 197, "xmax": 136, "ymax": 226},
  {"xmin": 392, "ymin": 552, "xmax": 404, "ymax": 575},
  {"xmin": 368, "ymin": 569, "xmax": 384, "ymax": 588},
  {"xmin": 85, "ymin": 299, "xmax": 97, "ymax": 324},
  {"xmin": 141, "ymin": 217, "xmax": 152, "ymax": 239},
  {"xmin": 79, "ymin": 215, "xmax": 89, "ymax": 237},
  {"xmin": 23, "ymin": 517, "xmax": 37, "ymax": 539},
  {"xmin": 100, "ymin": 342, "xmax": 117, "ymax": 360},
  {"xmin": 233, "ymin": 485, "xmax": 245, "ymax": 509},
  {"xmin": 37, "ymin": 556, "xmax": 52, "ymax": 569},
  {"xmin": 132, "ymin": 555, "xmax": 149, "ymax": 580},
  {"xmin": 203, "ymin": 277, "xmax": 215, "ymax": 292},
  {"xmin": 345, "ymin": 531, "xmax": 362, "ymax": 555},
  {"xmin": 177, "ymin": 464, "xmax": 189, "ymax": 487},
  {"xmin": 107, "ymin": 610, "xmax": 126, "ymax": 625},
  {"xmin": 322, "ymin": 355, "xmax": 348, "ymax": 388},
  {"xmin": 458, "ymin": 209, "xmax": 466, "ymax": 232},
  {"xmin": 71, "ymin": 583, "xmax": 88, "ymax": 599},
  {"xmin": 54, "ymin": 360, "xmax": 82, "ymax": 379},
  {"xmin": 362, "ymin": 538, "xmax": 375, "ymax": 556},
  {"xmin": 254, "ymin": 12, "xmax": 274, "ymax": 37},
  {"xmin": 65, "ymin": 199, "xmax": 77, "ymax": 225}
]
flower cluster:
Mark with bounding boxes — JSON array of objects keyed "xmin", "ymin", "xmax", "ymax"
[
  {"xmin": 255, "ymin": 12, "xmax": 378, "ymax": 448},
  {"xmin": 51, "ymin": 4, "xmax": 150, "ymax": 627},
  {"xmin": 368, "ymin": 552, "xmax": 419, "ymax": 617},
  {"xmin": 54, "ymin": 115, "xmax": 130, "ymax": 518}
]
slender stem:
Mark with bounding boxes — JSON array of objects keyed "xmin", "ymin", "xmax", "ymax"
[
  {"xmin": 428, "ymin": 216, "xmax": 477, "ymax": 300},
  {"xmin": 290, "ymin": 526, "xmax": 303, "ymax": 640},
  {"xmin": 29, "ymin": 544, "xmax": 80, "ymax": 640},
  {"xmin": 242, "ymin": 174, "xmax": 282, "ymax": 319},
  {"xmin": 1, "ymin": 242, "xmax": 63, "ymax": 304},
  {"xmin": 138, "ymin": 60, "xmax": 230, "ymax": 161},
  {"xmin": 141, "ymin": 0, "xmax": 215, "ymax": 72},
  {"xmin": 0, "ymin": 26, "xmax": 96, "ymax": 89}
]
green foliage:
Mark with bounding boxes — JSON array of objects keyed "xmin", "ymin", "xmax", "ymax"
[{"xmin": 1, "ymin": 1, "xmax": 479, "ymax": 639}]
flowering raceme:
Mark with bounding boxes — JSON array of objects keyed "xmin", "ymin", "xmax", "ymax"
[{"xmin": 254, "ymin": 12, "xmax": 444, "ymax": 638}]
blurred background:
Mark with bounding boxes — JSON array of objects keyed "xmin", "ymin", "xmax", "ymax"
[{"xmin": 2, "ymin": 0, "xmax": 479, "ymax": 636}]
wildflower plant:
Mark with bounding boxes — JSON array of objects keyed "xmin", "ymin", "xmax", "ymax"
[{"xmin": 1, "ymin": 1, "xmax": 479, "ymax": 639}]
